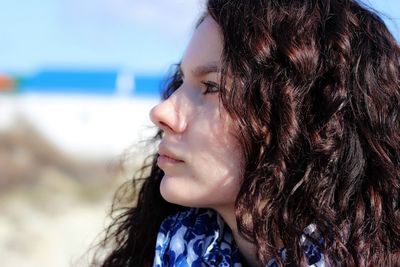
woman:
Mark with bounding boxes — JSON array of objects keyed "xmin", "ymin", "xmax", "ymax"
[{"xmin": 94, "ymin": 0, "xmax": 400, "ymax": 266}]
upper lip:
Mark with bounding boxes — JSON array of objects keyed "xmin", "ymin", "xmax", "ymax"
[{"xmin": 158, "ymin": 144, "xmax": 184, "ymax": 162}]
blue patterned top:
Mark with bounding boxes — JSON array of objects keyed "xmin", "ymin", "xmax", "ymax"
[{"xmin": 153, "ymin": 208, "xmax": 326, "ymax": 267}]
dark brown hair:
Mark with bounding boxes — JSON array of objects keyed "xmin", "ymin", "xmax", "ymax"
[{"xmin": 94, "ymin": 0, "xmax": 400, "ymax": 266}]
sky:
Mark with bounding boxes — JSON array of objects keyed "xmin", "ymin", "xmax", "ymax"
[
  {"xmin": 0, "ymin": 0, "xmax": 203, "ymax": 75},
  {"xmin": 0, "ymin": 0, "xmax": 399, "ymax": 76},
  {"xmin": 0, "ymin": 0, "xmax": 399, "ymax": 157}
]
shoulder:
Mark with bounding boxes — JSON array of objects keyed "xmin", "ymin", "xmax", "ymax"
[
  {"xmin": 154, "ymin": 208, "xmax": 242, "ymax": 266},
  {"xmin": 158, "ymin": 208, "xmax": 221, "ymax": 233},
  {"xmin": 155, "ymin": 209, "xmax": 326, "ymax": 267}
]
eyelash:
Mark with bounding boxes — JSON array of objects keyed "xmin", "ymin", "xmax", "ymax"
[
  {"xmin": 175, "ymin": 71, "xmax": 220, "ymax": 95},
  {"xmin": 201, "ymin": 81, "xmax": 220, "ymax": 95}
]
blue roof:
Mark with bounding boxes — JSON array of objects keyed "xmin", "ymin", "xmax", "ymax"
[{"xmin": 19, "ymin": 69, "xmax": 164, "ymax": 97}]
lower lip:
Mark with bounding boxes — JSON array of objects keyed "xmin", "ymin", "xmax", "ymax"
[{"xmin": 157, "ymin": 155, "xmax": 183, "ymax": 165}]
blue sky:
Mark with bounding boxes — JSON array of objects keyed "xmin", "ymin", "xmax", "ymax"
[{"xmin": 0, "ymin": 0, "xmax": 398, "ymax": 75}]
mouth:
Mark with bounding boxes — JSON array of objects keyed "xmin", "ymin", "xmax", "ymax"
[
  {"xmin": 157, "ymin": 154, "xmax": 184, "ymax": 165},
  {"xmin": 157, "ymin": 146, "xmax": 184, "ymax": 166}
]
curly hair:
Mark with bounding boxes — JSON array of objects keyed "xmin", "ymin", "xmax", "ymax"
[{"xmin": 93, "ymin": 0, "xmax": 400, "ymax": 266}]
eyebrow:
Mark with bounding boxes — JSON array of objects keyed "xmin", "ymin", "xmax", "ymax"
[{"xmin": 179, "ymin": 62, "xmax": 221, "ymax": 78}]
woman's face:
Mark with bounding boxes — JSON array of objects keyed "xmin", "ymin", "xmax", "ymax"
[{"xmin": 150, "ymin": 16, "xmax": 243, "ymax": 211}]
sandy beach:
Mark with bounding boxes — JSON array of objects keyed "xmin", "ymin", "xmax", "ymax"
[{"xmin": 0, "ymin": 95, "xmax": 158, "ymax": 267}]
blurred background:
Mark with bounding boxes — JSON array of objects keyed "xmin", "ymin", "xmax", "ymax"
[{"xmin": 0, "ymin": 0, "xmax": 398, "ymax": 266}]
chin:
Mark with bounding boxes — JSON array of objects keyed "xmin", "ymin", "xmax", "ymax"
[
  {"xmin": 160, "ymin": 184, "xmax": 198, "ymax": 207},
  {"xmin": 159, "ymin": 175, "xmax": 213, "ymax": 208},
  {"xmin": 159, "ymin": 176, "xmax": 184, "ymax": 205}
]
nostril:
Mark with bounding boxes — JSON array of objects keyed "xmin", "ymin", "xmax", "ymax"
[{"xmin": 159, "ymin": 121, "xmax": 174, "ymax": 133}]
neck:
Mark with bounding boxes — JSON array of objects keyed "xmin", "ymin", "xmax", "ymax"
[{"xmin": 214, "ymin": 205, "xmax": 260, "ymax": 267}]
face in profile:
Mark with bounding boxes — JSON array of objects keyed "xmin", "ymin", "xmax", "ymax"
[{"xmin": 150, "ymin": 16, "xmax": 243, "ymax": 212}]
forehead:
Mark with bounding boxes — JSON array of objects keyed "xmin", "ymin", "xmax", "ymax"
[{"xmin": 180, "ymin": 16, "xmax": 223, "ymax": 73}]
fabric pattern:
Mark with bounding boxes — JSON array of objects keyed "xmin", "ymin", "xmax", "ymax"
[{"xmin": 153, "ymin": 208, "xmax": 325, "ymax": 267}]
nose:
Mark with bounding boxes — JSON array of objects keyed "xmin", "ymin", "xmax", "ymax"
[{"xmin": 149, "ymin": 95, "xmax": 187, "ymax": 134}]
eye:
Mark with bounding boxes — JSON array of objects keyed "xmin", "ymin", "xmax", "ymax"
[
  {"xmin": 175, "ymin": 71, "xmax": 184, "ymax": 87},
  {"xmin": 201, "ymin": 81, "xmax": 220, "ymax": 95}
]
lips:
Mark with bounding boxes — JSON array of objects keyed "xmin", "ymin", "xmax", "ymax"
[{"xmin": 157, "ymin": 145, "xmax": 184, "ymax": 164}]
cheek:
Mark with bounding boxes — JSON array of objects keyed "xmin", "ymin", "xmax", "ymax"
[
  {"xmin": 210, "ymin": 115, "xmax": 242, "ymax": 171},
  {"xmin": 196, "ymin": 106, "xmax": 241, "ymax": 156},
  {"xmin": 160, "ymin": 105, "xmax": 243, "ymax": 207},
  {"xmin": 160, "ymin": 124, "xmax": 243, "ymax": 207},
  {"xmin": 191, "ymin": 113, "xmax": 243, "ymax": 192}
]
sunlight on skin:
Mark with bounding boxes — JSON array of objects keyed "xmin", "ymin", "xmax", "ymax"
[
  {"xmin": 150, "ymin": 16, "xmax": 260, "ymax": 267},
  {"xmin": 151, "ymin": 16, "xmax": 243, "ymax": 209}
]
